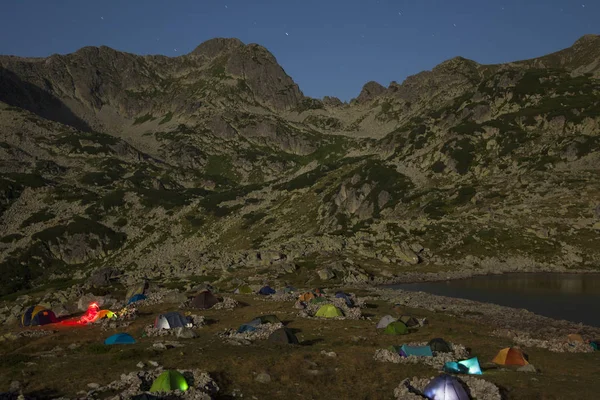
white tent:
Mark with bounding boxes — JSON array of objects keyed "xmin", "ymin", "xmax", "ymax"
[
  {"xmin": 376, "ymin": 315, "xmax": 397, "ymax": 329},
  {"xmin": 154, "ymin": 312, "xmax": 191, "ymax": 330}
]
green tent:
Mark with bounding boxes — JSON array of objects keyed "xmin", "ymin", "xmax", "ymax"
[
  {"xmin": 309, "ymin": 296, "xmax": 328, "ymax": 304},
  {"xmin": 384, "ymin": 321, "xmax": 408, "ymax": 335},
  {"xmin": 150, "ymin": 370, "xmax": 189, "ymax": 393},
  {"xmin": 234, "ymin": 285, "xmax": 253, "ymax": 294},
  {"xmin": 315, "ymin": 304, "xmax": 343, "ymax": 318}
]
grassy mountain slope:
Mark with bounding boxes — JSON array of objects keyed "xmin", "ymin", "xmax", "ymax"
[{"xmin": 1, "ymin": 35, "xmax": 599, "ymax": 296}]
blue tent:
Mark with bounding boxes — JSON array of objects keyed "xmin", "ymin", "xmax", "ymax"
[
  {"xmin": 237, "ymin": 324, "xmax": 258, "ymax": 334},
  {"xmin": 399, "ymin": 345, "xmax": 433, "ymax": 357},
  {"xmin": 258, "ymin": 286, "xmax": 276, "ymax": 295},
  {"xmin": 127, "ymin": 294, "xmax": 147, "ymax": 304},
  {"xmin": 335, "ymin": 291, "xmax": 353, "ymax": 307},
  {"xmin": 423, "ymin": 374, "xmax": 469, "ymax": 400},
  {"xmin": 444, "ymin": 357, "xmax": 482, "ymax": 375},
  {"xmin": 105, "ymin": 333, "xmax": 136, "ymax": 345}
]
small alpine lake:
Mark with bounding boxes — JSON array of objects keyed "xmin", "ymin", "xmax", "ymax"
[{"xmin": 389, "ymin": 272, "xmax": 600, "ymax": 327}]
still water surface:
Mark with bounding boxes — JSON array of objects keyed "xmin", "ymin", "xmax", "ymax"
[{"xmin": 390, "ymin": 273, "xmax": 600, "ymax": 327}]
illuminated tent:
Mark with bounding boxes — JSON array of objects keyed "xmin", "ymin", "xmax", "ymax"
[
  {"xmin": 443, "ymin": 357, "xmax": 483, "ymax": 375},
  {"xmin": 376, "ymin": 315, "xmax": 397, "ymax": 329},
  {"xmin": 258, "ymin": 286, "xmax": 276, "ymax": 295},
  {"xmin": 98, "ymin": 310, "xmax": 116, "ymax": 320},
  {"xmin": 492, "ymin": 347, "xmax": 528, "ymax": 366},
  {"xmin": 423, "ymin": 374, "xmax": 469, "ymax": 400},
  {"xmin": 399, "ymin": 315, "xmax": 420, "ymax": 328},
  {"xmin": 154, "ymin": 312, "xmax": 191, "ymax": 330},
  {"xmin": 383, "ymin": 321, "xmax": 408, "ymax": 336},
  {"xmin": 127, "ymin": 294, "xmax": 147, "ymax": 305},
  {"xmin": 150, "ymin": 370, "xmax": 189, "ymax": 393},
  {"xmin": 315, "ymin": 304, "xmax": 343, "ymax": 318},
  {"xmin": 234, "ymin": 285, "xmax": 253, "ymax": 294},
  {"xmin": 268, "ymin": 327, "xmax": 299, "ymax": 345},
  {"xmin": 591, "ymin": 341, "xmax": 599, "ymax": 351},
  {"xmin": 428, "ymin": 338, "xmax": 452, "ymax": 353},
  {"xmin": 21, "ymin": 305, "xmax": 57, "ymax": 326},
  {"xmin": 191, "ymin": 291, "xmax": 219, "ymax": 309},
  {"xmin": 104, "ymin": 333, "xmax": 136, "ymax": 345},
  {"xmin": 399, "ymin": 344, "xmax": 433, "ymax": 357}
]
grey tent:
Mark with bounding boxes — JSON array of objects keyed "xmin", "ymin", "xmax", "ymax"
[
  {"xmin": 268, "ymin": 328, "xmax": 299, "ymax": 345},
  {"xmin": 428, "ymin": 338, "xmax": 452, "ymax": 353},
  {"xmin": 376, "ymin": 315, "xmax": 397, "ymax": 329},
  {"xmin": 191, "ymin": 291, "xmax": 219, "ymax": 309},
  {"xmin": 251, "ymin": 314, "xmax": 281, "ymax": 324},
  {"xmin": 154, "ymin": 312, "xmax": 191, "ymax": 330},
  {"xmin": 399, "ymin": 315, "xmax": 420, "ymax": 328}
]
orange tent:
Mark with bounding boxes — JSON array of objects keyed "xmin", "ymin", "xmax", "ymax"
[
  {"xmin": 492, "ymin": 347, "xmax": 529, "ymax": 366},
  {"xmin": 567, "ymin": 334, "xmax": 585, "ymax": 344},
  {"xmin": 298, "ymin": 292, "xmax": 315, "ymax": 302}
]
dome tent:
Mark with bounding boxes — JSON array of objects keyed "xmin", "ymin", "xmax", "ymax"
[
  {"xmin": 492, "ymin": 347, "xmax": 528, "ymax": 366},
  {"xmin": 21, "ymin": 305, "xmax": 57, "ymax": 326},
  {"xmin": 234, "ymin": 285, "xmax": 253, "ymax": 294},
  {"xmin": 149, "ymin": 370, "xmax": 189, "ymax": 393},
  {"xmin": 127, "ymin": 294, "xmax": 147, "ymax": 305},
  {"xmin": 154, "ymin": 312, "xmax": 191, "ymax": 330},
  {"xmin": 428, "ymin": 338, "xmax": 452, "ymax": 353},
  {"xmin": 315, "ymin": 304, "xmax": 343, "ymax": 318},
  {"xmin": 191, "ymin": 291, "xmax": 220, "ymax": 309},
  {"xmin": 258, "ymin": 285, "xmax": 276, "ymax": 295},
  {"xmin": 423, "ymin": 374, "xmax": 470, "ymax": 400},
  {"xmin": 399, "ymin": 315, "xmax": 420, "ymax": 328},
  {"xmin": 383, "ymin": 321, "xmax": 408, "ymax": 336},
  {"xmin": 268, "ymin": 327, "xmax": 299, "ymax": 345},
  {"xmin": 376, "ymin": 315, "xmax": 397, "ymax": 329},
  {"xmin": 105, "ymin": 333, "xmax": 136, "ymax": 345}
]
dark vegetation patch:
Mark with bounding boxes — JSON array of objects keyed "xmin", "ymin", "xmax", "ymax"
[
  {"xmin": 241, "ymin": 211, "xmax": 267, "ymax": 229},
  {"xmin": 442, "ymin": 138, "xmax": 476, "ymax": 174},
  {"xmin": 21, "ymin": 209, "xmax": 55, "ymax": 228},
  {"xmin": 0, "ymin": 233, "xmax": 24, "ymax": 243},
  {"xmin": 158, "ymin": 112, "xmax": 173, "ymax": 125},
  {"xmin": 133, "ymin": 113, "xmax": 155, "ymax": 125}
]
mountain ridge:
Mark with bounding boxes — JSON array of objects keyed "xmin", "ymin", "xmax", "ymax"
[{"xmin": 0, "ymin": 33, "xmax": 599, "ymax": 297}]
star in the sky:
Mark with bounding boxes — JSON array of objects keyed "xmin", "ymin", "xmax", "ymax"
[
  {"xmin": 174, "ymin": 48, "xmax": 178, "ymax": 52},
  {"xmin": 285, "ymin": 32, "xmax": 289, "ymax": 36},
  {"xmin": 582, "ymin": 4, "xmax": 585, "ymax": 7},
  {"xmin": 398, "ymin": 11, "xmax": 402, "ymax": 16},
  {"xmin": 225, "ymin": 5, "xmax": 228, "ymax": 8},
  {"xmin": 100, "ymin": 16, "xmax": 104, "ymax": 20},
  {"xmin": 453, "ymin": 23, "xmax": 457, "ymax": 27}
]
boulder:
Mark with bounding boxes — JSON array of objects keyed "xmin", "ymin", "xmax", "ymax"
[
  {"xmin": 174, "ymin": 327, "xmax": 198, "ymax": 339},
  {"xmin": 317, "ymin": 268, "xmax": 335, "ymax": 280},
  {"xmin": 88, "ymin": 267, "xmax": 121, "ymax": 287},
  {"xmin": 393, "ymin": 243, "xmax": 420, "ymax": 265},
  {"xmin": 77, "ymin": 294, "xmax": 105, "ymax": 311}
]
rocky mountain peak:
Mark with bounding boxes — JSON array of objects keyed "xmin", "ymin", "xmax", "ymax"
[
  {"xmin": 189, "ymin": 37, "xmax": 245, "ymax": 58},
  {"xmin": 355, "ymin": 81, "xmax": 386, "ymax": 103}
]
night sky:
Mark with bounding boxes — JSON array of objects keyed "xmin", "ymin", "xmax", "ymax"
[{"xmin": 0, "ymin": 0, "xmax": 597, "ymax": 100}]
